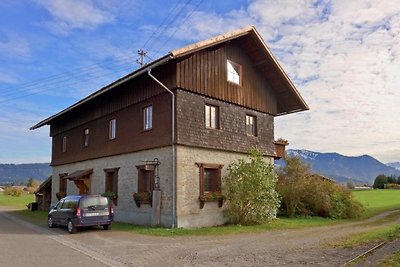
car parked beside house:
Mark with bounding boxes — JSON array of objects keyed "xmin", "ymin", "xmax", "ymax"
[{"xmin": 48, "ymin": 195, "xmax": 114, "ymax": 233}]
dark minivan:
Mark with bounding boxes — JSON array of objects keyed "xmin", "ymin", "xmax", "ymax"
[{"xmin": 48, "ymin": 195, "xmax": 114, "ymax": 234}]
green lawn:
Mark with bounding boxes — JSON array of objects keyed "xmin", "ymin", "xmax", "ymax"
[
  {"xmin": 0, "ymin": 193, "xmax": 35, "ymax": 209},
  {"xmin": 353, "ymin": 189, "xmax": 400, "ymax": 217}
]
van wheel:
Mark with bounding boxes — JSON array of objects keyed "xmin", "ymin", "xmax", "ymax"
[
  {"xmin": 103, "ymin": 224, "xmax": 111, "ymax": 230},
  {"xmin": 47, "ymin": 216, "xmax": 54, "ymax": 228},
  {"xmin": 67, "ymin": 220, "xmax": 77, "ymax": 234}
]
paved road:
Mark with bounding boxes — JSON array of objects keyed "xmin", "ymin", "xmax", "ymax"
[{"xmin": 0, "ymin": 210, "xmax": 133, "ymax": 267}]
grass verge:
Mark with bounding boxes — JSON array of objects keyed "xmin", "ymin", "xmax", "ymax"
[
  {"xmin": 333, "ymin": 224, "xmax": 400, "ymax": 248},
  {"xmin": 0, "ymin": 193, "xmax": 34, "ymax": 209},
  {"xmin": 379, "ymin": 251, "xmax": 400, "ymax": 267}
]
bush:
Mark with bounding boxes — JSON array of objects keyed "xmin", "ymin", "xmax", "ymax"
[
  {"xmin": 386, "ymin": 183, "xmax": 400, "ymax": 189},
  {"xmin": 3, "ymin": 187, "xmax": 23, "ymax": 197},
  {"xmin": 277, "ymin": 156, "xmax": 364, "ymax": 219},
  {"xmin": 224, "ymin": 147, "xmax": 280, "ymax": 225}
]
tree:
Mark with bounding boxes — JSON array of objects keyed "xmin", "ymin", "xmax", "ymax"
[
  {"xmin": 373, "ymin": 174, "xmax": 388, "ymax": 189},
  {"xmin": 224, "ymin": 147, "xmax": 280, "ymax": 225},
  {"xmin": 276, "ymin": 156, "xmax": 313, "ymax": 217},
  {"xmin": 397, "ymin": 176, "xmax": 400, "ymax": 185}
]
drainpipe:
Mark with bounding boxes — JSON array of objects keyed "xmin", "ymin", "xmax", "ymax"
[{"xmin": 147, "ymin": 69, "xmax": 176, "ymax": 228}]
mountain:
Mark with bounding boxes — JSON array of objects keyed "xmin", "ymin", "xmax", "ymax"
[
  {"xmin": 276, "ymin": 150, "xmax": 400, "ymax": 184},
  {"xmin": 387, "ymin": 162, "xmax": 400, "ymax": 171},
  {"xmin": 0, "ymin": 163, "xmax": 51, "ymax": 185}
]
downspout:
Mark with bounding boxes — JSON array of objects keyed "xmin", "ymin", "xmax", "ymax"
[{"xmin": 147, "ymin": 69, "xmax": 176, "ymax": 228}]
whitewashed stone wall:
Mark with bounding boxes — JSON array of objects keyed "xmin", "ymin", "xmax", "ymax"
[
  {"xmin": 51, "ymin": 146, "xmax": 174, "ymax": 227},
  {"xmin": 176, "ymin": 145, "xmax": 274, "ymax": 228}
]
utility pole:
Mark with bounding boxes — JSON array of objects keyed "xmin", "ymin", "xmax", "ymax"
[{"xmin": 136, "ymin": 49, "xmax": 147, "ymax": 67}]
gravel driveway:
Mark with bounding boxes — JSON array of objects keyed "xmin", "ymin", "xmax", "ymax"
[{"xmin": 4, "ymin": 209, "xmax": 400, "ymax": 266}]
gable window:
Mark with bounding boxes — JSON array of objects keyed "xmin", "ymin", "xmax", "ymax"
[
  {"xmin": 205, "ymin": 104, "xmax": 219, "ymax": 129},
  {"xmin": 143, "ymin": 105, "xmax": 153, "ymax": 130},
  {"xmin": 246, "ymin": 115, "xmax": 257, "ymax": 136},
  {"xmin": 104, "ymin": 168, "xmax": 119, "ymax": 205},
  {"xmin": 108, "ymin": 119, "xmax": 116, "ymax": 140},
  {"xmin": 197, "ymin": 163, "xmax": 224, "ymax": 209},
  {"xmin": 83, "ymin": 128, "xmax": 89, "ymax": 147},
  {"xmin": 62, "ymin": 136, "xmax": 67, "ymax": 153},
  {"xmin": 227, "ymin": 60, "xmax": 241, "ymax": 85}
]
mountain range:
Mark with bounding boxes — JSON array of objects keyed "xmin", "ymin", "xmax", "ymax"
[
  {"xmin": 276, "ymin": 150, "xmax": 400, "ymax": 184},
  {"xmin": 0, "ymin": 163, "xmax": 51, "ymax": 185}
]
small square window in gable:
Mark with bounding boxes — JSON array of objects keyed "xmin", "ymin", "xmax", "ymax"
[{"xmin": 227, "ymin": 60, "xmax": 241, "ymax": 85}]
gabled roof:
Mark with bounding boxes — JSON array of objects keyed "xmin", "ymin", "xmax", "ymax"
[{"xmin": 30, "ymin": 26, "xmax": 308, "ymax": 130}]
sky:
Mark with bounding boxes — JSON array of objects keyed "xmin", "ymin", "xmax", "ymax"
[{"xmin": 0, "ymin": 0, "xmax": 399, "ymax": 164}]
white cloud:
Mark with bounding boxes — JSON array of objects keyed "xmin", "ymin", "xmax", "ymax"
[
  {"xmin": 35, "ymin": 0, "xmax": 115, "ymax": 34},
  {"xmin": 0, "ymin": 33, "xmax": 31, "ymax": 58}
]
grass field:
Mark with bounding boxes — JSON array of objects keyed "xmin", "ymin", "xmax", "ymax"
[
  {"xmin": 0, "ymin": 193, "xmax": 34, "ymax": 209},
  {"xmin": 353, "ymin": 189, "xmax": 400, "ymax": 217}
]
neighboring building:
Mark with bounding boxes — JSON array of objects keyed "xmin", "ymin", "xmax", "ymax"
[{"xmin": 30, "ymin": 26, "xmax": 308, "ymax": 228}]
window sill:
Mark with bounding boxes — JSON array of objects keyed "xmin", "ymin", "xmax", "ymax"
[{"xmin": 133, "ymin": 192, "xmax": 152, "ymax": 208}]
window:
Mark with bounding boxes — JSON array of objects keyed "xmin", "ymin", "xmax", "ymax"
[
  {"xmin": 197, "ymin": 163, "xmax": 223, "ymax": 194},
  {"xmin": 62, "ymin": 136, "xmax": 67, "ymax": 153},
  {"xmin": 246, "ymin": 115, "xmax": 257, "ymax": 136},
  {"xmin": 108, "ymin": 119, "xmax": 116, "ymax": 140},
  {"xmin": 83, "ymin": 128, "xmax": 89, "ymax": 147},
  {"xmin": 104, "ymin": 168, "xmax": 119, "ymax": 205},
  {"xmin": 227, "ymin": 60, "xmax": 241, "ymax": 85},
  {"xmin": 205, "ymin": 104, "xmax": 219, "ymax": 129},
  {"xmin": 143, "ymin": 105, "xmax": 153, "ymax": 130},
  {"xmin": 59, "ymin": 173, "xmax": 68, "ymax": 196},
  {"xmin": 137, "ymin": 168, "xmax": 154, "ymax": 193}
]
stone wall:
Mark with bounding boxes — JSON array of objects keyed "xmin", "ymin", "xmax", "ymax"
[
  {"xmin": 51, "ymin": 146, "xmax": 174, "ymax": 227},
  {"xmin": 176, "ymin": 145, "xmax": 274, "ymax": 228}
]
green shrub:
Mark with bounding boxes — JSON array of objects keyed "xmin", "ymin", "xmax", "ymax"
[
  {"xmin": 224, "ymin": 147, "xmax": 280, "ymax": 225},
  {"xmin": 3, "ymin": 187, "xmax": 23, "ymax": 197},
  {"xmin": 277, "ymin": 156, "xmax": 364, "ymax": 219},
  {"xmin": 386, "ymin": 183, "xmax": 400, "ymax": 189}
]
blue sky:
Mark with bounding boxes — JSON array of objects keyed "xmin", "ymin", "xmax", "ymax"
[{"xmin": 0, "ymin": 0, "xmax": 399, "ymax": 164}]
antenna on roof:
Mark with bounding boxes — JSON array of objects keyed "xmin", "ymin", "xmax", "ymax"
[{"xmin": 136, "ymin": 49, "xmax": 147, "ymax": 67}]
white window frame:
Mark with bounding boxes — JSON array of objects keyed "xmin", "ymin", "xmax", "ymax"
[
  {"xmin": 143, "ymin": 105, "xmax": 153, "ymax": 130},
  {"xmin": 246, "ymin": 115, "xmax": 257, "ymax": 136},
  {"xmin": 109, "ymin": 119, "xmax": 116, "ymax": 140},
  {"xmin": 227, "ymin": 60, "xmax": 241, "ymax": 85},
  {"xmin": 205, "ymin": 104, "xmax": 218, "ymax": 129},
  {"xmin": 62, "ymin": 136, "xmax": 67, "ymax": 153},
  {"xmin": 83, "ymin": 128, "xmax": 89, "ymax": 147}
]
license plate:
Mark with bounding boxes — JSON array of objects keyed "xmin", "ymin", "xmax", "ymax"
[{"xmin": 83, "ymin": 211, "xmax": 109, "ymax": 217}]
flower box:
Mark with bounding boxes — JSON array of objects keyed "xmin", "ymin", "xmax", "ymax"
[
  {"xmin": 199, "ymin": 192, "xmax": 225, "ymax": 209},
  {"xmin": 102, "ymin": 191, "xmax": 118, "ymax": 205},
  {"xmin": 133, "ymin": 191, "xmax": 152, "ymax": 208}
]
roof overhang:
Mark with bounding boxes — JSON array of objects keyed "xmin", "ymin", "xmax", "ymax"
[
  {"xmin": 30, "ymin": 54, "xmax": 173, "ymax": 130},
  {"xmin": 64, "ymin": 169, "xmax": 93, "ymax": 180}
]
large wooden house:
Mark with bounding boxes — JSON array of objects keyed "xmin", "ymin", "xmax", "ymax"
[{"xmin": 31, "ymin": 26, "xmax": 308, "ymax": 228}]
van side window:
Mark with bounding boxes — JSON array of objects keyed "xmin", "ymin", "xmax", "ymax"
[{"xmin": 61, "ymin": 200, "xmax": 69, "ymax": 209}]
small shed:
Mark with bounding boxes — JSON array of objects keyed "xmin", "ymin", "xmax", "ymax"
[{"xmin": 34, "ymin": 176, "xmax": 52, "ymax": 211}]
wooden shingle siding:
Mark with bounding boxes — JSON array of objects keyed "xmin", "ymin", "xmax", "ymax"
[{"xmin": 176, "ymin": 41, "xmax": 278, "ymax": 115}]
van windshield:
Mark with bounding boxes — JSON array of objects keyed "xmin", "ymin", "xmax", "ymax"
[{"xmin": 80, "ymin": 197, "xmax": 109, "ymax": 209}]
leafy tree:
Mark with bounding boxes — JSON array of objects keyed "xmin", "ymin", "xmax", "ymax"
[
  {"xmin": 224, "ymin": 147, "xmax": 280, "ymax": 225},
  {"xmin": 373, "ymin": 174, "xmax": 388, "ymax": 189},
  {"xmin": 387, "ymin": 175, "xmax": 396, "ymax": 184},
  {"xmin": 397, "ymin": 176, "xmax": 400, "ymax": 185},
  {"xmin": 276, "ymin": 156, "xmax": 312, "ymax": 217}
]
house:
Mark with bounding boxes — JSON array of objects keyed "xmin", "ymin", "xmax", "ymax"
[{"xmin": 30, "ymin": 26, "xmax": 308, "ymax": 228}]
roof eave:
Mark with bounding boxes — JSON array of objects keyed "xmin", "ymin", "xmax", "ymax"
[{"xmin": 30, "ymin": 54, "xmax": 173, "ymax": 130}]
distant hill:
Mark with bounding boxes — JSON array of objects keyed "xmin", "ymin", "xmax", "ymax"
[
  {"xmin": 387, "ymin": 162, "xmax": 400, "ymax": 171},
  {"xmin": 276, "ymin": 150, "xmax": 400, "ymax": 184},
  {"xmin": 0, "ymin": 163, "xmax": 51, "ymax": 185}
]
